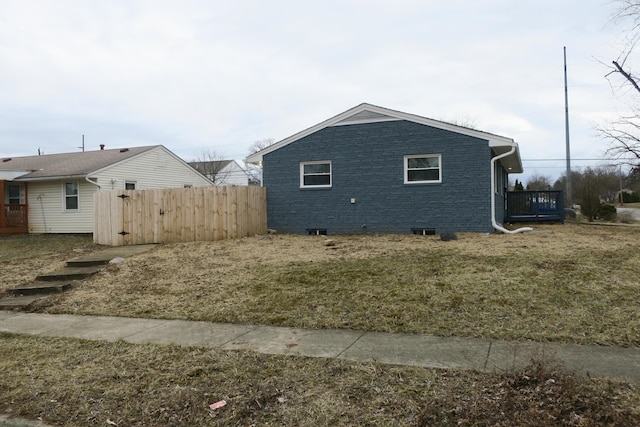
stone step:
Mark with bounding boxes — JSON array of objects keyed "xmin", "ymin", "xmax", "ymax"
[
  {"xmin": 8, "ymin": 281, "xmax": 77, "ymax": 296},
  {"xmin": 35, "ymin": 266, "xmax": 103, "ymax": 282},
  {"xmin": 0, "ymin": 294, "xmax": 49, "ymax": 310},
  {"xmin": 66, "ymin": 259, "xmax": 110, "ymax": 268}
]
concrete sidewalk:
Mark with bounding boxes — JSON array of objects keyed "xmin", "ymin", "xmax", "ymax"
[{"xmin": 1, "ymin": 310, "xmax": 639, "ymax": 382}]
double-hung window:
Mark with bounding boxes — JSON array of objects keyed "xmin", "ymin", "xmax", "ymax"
[
  {"xmin": 300, "ymin": 161, "xmax": 332, "ymax": 188},
  {"xmin": 404, "ymin": 154, "xmax": 442, "ymax": 184},
  {"xmin": 64, "ymin": 182, "xmax": 79, "ymax": 211},
  {"xmin": 7, "ymin": 184, "xmax": 20, "ymax": 204}
]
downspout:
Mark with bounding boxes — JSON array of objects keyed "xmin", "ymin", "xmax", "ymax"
[
  {"xmin": 491, "ymin": 145, "xmax": 533, "ymax": 234},
  {"xmin": 85, "ymin": 176, "xmax": 101, "ymax": 190}
]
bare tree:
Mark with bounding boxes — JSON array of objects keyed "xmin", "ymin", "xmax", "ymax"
[
  {"xmin": 599, "ymin": 1, "xmax": 640, "ymax": 162},
  {"xmin": 525, "ymin": 173, "xmax": 552, "ymax": 190},
  {"xmin": 188, "ymin": 150, "xmax": 233, "ymax": 186},
  {"xmin": 596, "ymin": 116, "xmax": 640, "ymax": 164},
  {"xmin": 606, "ymin": 0, "xmax": 640, "ymax": 94},
  {"xmin": 248, "ymin": 138, "xmax": 276, "ymax": 156}
]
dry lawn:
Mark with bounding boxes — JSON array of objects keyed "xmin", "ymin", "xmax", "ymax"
[
  {"xmin": 2, "ymin": 333, "xmax": 639, "ymax": 426},
  {"xmin": 18, "ymin": 223, "xmax": 640, "ymax": 346},
  {"xmin": 0, "ymin": 234, "xmax": 94, "ymax": 286},
  {"xmin": 3, "ymin": 226, "xmax": 640, "ymax": 426}
]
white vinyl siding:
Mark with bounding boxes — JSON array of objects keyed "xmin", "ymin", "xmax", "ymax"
[
  {"xmin": 27, "ymin": 180, "xmax": 97, "ymax": 233},
  {"xmin": 94, "ymin": 146, "xmax": 212, "ymax": 190}
]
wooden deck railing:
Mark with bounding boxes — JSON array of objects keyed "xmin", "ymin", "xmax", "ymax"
[
  {"xmin": 0, "ymin": 203, "xmax": 28, "ymax": 232},
  {"xmin": 505, "ymin": 191, "xmax": 565, "ymax": 223}
]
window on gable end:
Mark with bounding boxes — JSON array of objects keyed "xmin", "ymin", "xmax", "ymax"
[
  {"xmin": 404, "ymin": 154, "xmax": 442, "ymax": 184},
  {"xmin": 300, "ymin": 161, "xmax": 332, "ymax": 188}
]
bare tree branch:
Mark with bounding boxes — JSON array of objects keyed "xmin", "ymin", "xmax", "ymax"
[
  {"xmin": 188, "ymin": 150, "xmax": 233, "ymax": 186},
  {"xmin": 612, "ymin": 60, "xmax": 640, "ymax": 93},
  {"xmin": 248, "ymin": 138, "xmax": 276, "ymax": 156}
]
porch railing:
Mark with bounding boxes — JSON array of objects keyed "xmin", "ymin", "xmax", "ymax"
[
  {"xmin": 505, "ymin": 191, "xmax": 564, "ymax": 223},
  {"xmin": 1, "ymin": 204, "xmax": 28, "ymax": 228}
]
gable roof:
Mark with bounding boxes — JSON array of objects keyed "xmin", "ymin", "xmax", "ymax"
[
  {"xmin": 245, "ymin": 103, "xmax": 523, "ymax": 173},
  {"xmin": 189, "ymin": 160, "xmax": 234, "ymax": 174},
  {"xmin": 0, "ymin": 146, "xmax": 159, "ymax": 181}
]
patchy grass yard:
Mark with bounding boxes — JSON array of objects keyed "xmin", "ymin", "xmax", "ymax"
[
  {"xmin": 2, "ymin": 225, "xmax": 640, "ymax": 426},
  {"xmin": 14, "ymin": 223, "xmax": 640, "ymax": 346},
  {"xmin": 1, "ymin": 333, "xmax": 639, "ymax": 426}
]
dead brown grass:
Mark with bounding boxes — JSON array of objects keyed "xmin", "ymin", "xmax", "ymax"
[
  {"xmin": 0, "ymin": 234, "xmax": 94, "ymax": 291},
  {"xmin": 1, "ymin": 333, "xmax": 639, "ymax": 427},
  {"xmin": 3, "ymin": 226, "xmax": 640, "ymax": 426},
  {"xmin": 31, "ymin": 223, "xmax": 640, "ymax": 346}
]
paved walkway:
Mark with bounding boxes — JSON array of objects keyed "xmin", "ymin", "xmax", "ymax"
[{"xmin": 2, "ymin": 310, "xmax": 639, "ymax": 382}]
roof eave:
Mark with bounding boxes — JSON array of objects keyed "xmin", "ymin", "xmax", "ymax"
[{"xmin": 245, "ymin": 103, "xmax": 522, "ymax": 164}]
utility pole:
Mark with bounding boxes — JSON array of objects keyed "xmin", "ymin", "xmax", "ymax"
[
  {"xmin": 78, "ymin": 135, "xmax": 85, "ymax": 152},
  {"xmin": 564, "ymin": 47, "xmax": 572, "ymax": 207}
]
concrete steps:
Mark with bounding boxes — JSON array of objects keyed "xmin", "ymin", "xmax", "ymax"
[
  {"xmin": 0, "ymin": 244, "xmax": 155, "ymax": 311},
  {"xmin": 1, "ymin": 264, "xmax": 99, "ymax": 310},
  {"xmin": 36, "ymin": 266, "xmax": 103, "ymax": 282},
  {"xmin": 7, "ymin": 280, "xmax": 77, "ymax": 296}
]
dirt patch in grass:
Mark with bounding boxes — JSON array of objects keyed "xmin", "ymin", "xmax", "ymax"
[
  {"xmin": 1, "ymin": 333, "xmax": 639, "ymax": 426},
  {"xmin": 37, "ymin": 224, "xmax": 640, "ymax": 346}
]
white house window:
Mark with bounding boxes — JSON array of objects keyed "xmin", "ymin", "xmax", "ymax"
[
  {"xmin": 404, "ymin": 154, "xmax": 442, "ymax": 184},
  {"xmin": 300, "ymin": 161, "xmax": 332, "ymax": 188},
  {"xmin": 125, "ymin": 181, "xmax": 137, "ymax": 190},
  {"xmin": 64, "ymin": 182, "xmax": 79, "ymax": 210}
]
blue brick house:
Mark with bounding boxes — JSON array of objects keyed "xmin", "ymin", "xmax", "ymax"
[{"xmin": 245, "ymin": 103, "xmax": 523, "ymax": 235}]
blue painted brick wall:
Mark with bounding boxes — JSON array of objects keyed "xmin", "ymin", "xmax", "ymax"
[{"xmin": 263, "ymin": 120, "xmax": 500, "ymax": 234}]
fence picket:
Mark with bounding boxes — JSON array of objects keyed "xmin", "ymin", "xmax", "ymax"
[{"xmin": 94, "ymin": 186, "xmax": 267, "ymax": 246}]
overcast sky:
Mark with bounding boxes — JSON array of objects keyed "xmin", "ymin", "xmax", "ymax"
[{"xmin": 0, "ymin": 0, "xmax": 634, "ymax": 183}]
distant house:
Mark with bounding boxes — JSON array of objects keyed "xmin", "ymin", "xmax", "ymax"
[
  {"xmin": 0, "ymin": 145, "xmax": 212, "ymax": 234},
  {"xmin": 245, "ymin": 103, "xmax": 523, "ymax": 235},
  {"xmin": 189, "ymin": 160, "xmax": 259, "ymax": 186}
]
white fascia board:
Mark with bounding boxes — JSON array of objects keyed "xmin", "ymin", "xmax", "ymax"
[
  {"xmin": 245, "ymin": 102, "xmax": 519, "ymax": 163},
  {"xmin": 245, "ymin": 103, "xmax": 377, "ymax": 164},
  {"xmin": 15, "ymin": 174, "xmax": 86, "ymax": 182}
]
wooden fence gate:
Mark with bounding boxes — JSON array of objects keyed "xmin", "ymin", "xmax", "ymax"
[{"xmin": 94, "ymin": 186, "xmax": 267, "ymax": 246}]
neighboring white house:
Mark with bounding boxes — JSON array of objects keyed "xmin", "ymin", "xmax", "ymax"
[
  {"xmin": 0, "ymin": 145, "xmax": 212, "ymax": 234},
  {"xmin": 189, "ymin": 160, "xmax": 259, "ymax": 186}
]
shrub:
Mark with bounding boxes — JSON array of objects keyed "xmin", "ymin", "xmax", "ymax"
[
  {"xmin": 598, "ymin": 203, "xmax": 617, "ymax": 221},
  {"xmin": 621, "ymin": 190, "xmax": 640, "ymax": 203}
]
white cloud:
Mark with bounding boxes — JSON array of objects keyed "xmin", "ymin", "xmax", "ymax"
[{"xmin": 0, "ymin": 0, "xmax": 634, "ymax": 182}]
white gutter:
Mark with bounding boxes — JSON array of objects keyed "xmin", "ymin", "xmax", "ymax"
[
  {"xmin": 85, "ymin": 176, "xmax": 101, "ymax": 190},
  {"xmin": 491, "ymin": 145, "xmax": 532, "ymax": 234}
]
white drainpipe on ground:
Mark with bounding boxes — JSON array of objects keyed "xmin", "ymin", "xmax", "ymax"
[{"xmin": 491, "ymin": 145, "xmax": 533, "ymax": 234}]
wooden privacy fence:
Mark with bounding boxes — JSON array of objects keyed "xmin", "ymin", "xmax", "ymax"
[{"xmin": 94, "ymin": 186, "xmax": 267, "ymax": 246}]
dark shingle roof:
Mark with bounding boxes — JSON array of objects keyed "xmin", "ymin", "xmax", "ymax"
[{"xmin": 0, "ymin": 146, "xmax": 158, "ymax": 180}]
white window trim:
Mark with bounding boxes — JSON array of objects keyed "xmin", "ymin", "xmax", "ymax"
[
  {"xmin": 404, "ymin": 154, "xmax": 442, "ymax": 184},
  {"xmin": 63, "ymin": 181, "xmax": 80, "ymax": 211},
  {"xmin": 124, "ymin": 181, "xmax": 137, "ymax": 190},
  {"xmin": 300, "ymin": 160, "xmax": 332, "ymax": 188}
]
